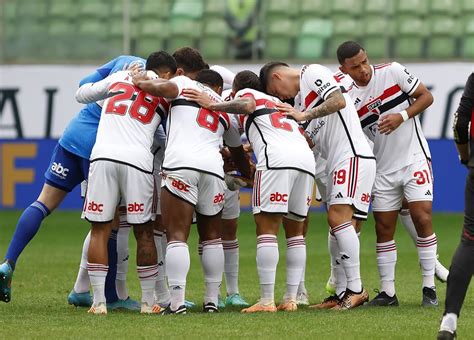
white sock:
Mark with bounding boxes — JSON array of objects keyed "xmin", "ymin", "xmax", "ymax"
[
  {"xmin": 73, "ymin": 231, "xmax": 91, "ymax": 294},
  {"xmin": 417, "ymin": 233, "xmax": 437, "ymax": 289},
  {"xmin": 154, "ymin": 230, "xmax": 170, "ymax": 305},
  {"xmin": 297, "ymin": 263, "xmax": 307, "ymax": 295},
  {"xmin": 223, "ymin": 239, "xmax": 239, "ymax": 295},
  {"xmin": 87, "ymin": 262, "xmax": 108, "ymax": 306},
  {"xmin": 333, "ymin": 222, "xmax": 362, "ymax": 293},
  {"xmin": 137, "ymin": 264, "xmax": 159, "ymax": 306},
  {"xmin": 256, "ymin": 234, "xmax": 279, "ymax": 304},
  {"xmin": 202, "ymin": 239, "xmax": 224, "ymax": 305},
  {"xmin": 285, "ymin": 236, "xmax": 306, "ymax": 300},
  {"xmin": 399, "ymin": 209, "xmax": 418, "ymax": 243},
  {"xmin": 116, "ymin": 223, "xmax": 131, "ymax": 300},
  {"xmin": 440, "ymin": 313, "xmax": 458, "ymax": 332},
  {"xmin": 329, "ymin": 232, "xmax": 347, "ymax": 298},
  {"xmin": 376, "ymin": 240, "xmax": 397, "ymax": 297},
  {"xmin": 166, "ymin": 241, "xmax": 189, "ymax": 310}
]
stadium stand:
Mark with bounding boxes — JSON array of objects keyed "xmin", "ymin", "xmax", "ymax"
[{"xmin": 0, "ymin": 0, "xmax": 469, "ymax": 62}]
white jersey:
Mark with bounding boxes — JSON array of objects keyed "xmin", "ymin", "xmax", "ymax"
[
  {"xmin": 234, "ymin": 88, "xmax": 315, "ymax": 176},
  {"xmin": 162, "ymin": 76, "xmax": 241, "ymax": 179},
  {"xmin": 76, "ymin": 70, "xmax": 168, "ymax": 173},
  {"xmin": 299, "ymin": 64, "xmax": 374, "ymax": 173},
  {"xmin": 347, "ymin": 62, "xmax": 431, "ymax": 174}
]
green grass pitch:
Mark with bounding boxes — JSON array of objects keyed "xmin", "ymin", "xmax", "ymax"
[{"xmin": 0, "ymin": 211, "xmax": 473, "ymax": 339}]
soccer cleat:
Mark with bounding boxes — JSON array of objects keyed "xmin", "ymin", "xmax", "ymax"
[
  {"xmin": 0, "ymin": 262, "xmax": 13, "ymax": 303},
  {"xmin": 67, "ymin": 290, "xmax": 92, "ymax": 307},
  {"xmin": 435, "ymin": 257, "xmax": 449, "ymax": 283},
  {"xmin": 140, "ymin": 302, "xmax": 162, "ymax": 314},
  {"xmin": 203, "ymin": 302, "xmax": 219, "ymax": 313},
  {"xmin": 107, "ymin": 297, "xmax": 141, "ymax": 311},
  {"xmin": 225, "ymin": 293, "xmax": 250, "ymax": 307},
  {"xmin": 332, "ymin": 288, "xmax": 369, "ymax": 310},
  {"xmin": 88, "ymin": 302, "xmax": 107, "ymax": 315},
  {"xmin": 422, "ymin": 287, "xmax": 438, "ymax": 307},
  {"xmin": 309, "ymin": 295, "xmax": 340, "ymax": 309},
  {"xmin": 218, "ymin": 295, "xmax": 225, "ymax": 309},
  {"xmin": 437, "ymin": 330, "xmax": 456, "ymax": 340},
  {"xmin": 160, "ymin": 304, "xmax": 187, "ymax": 315},
  {"xmin": 184, "ymin": 299, "xmax": 195, "ymax": 309},
  {"xmin": 367, "ymin": 290, "xmax": 399, "ymax": 307},
  {"xmin": 296, "ymin": 291, "xmax": 309, "ymax": 306},
  {"xmin": 277, "ymin": 298, "xmax": 298, "ymax": 312},
  {"xmin": 241, "ymin": 300, "xmax": 277, "ymax": 313},
  {"xmin": 325, "ymin": 276, "xmax": 336, "ymax": 296}
]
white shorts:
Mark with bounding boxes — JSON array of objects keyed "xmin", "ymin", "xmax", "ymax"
[
  {"xmin": 83, "ymin": 160, "xmax": 156, "ymax": 224},
  {"xmin": 252, "ymin": 169, "xmax": 314, "ymax": 220},
  {"xmin": 161, "ymin": 169, "xmax": 226, "ymax": 216},
  {"xmin": 372, "ymin": 158, "xmax": 434, "ymax": 212},
  {"xmin": 326, "ymin": 157, "xmax": 376, "ymax": 220},
  {"xmin": 222, "ymin": 189, "xmax": 240, "ymax": 220}
]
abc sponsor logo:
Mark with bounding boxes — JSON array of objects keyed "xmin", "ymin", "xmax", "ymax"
[
  {"xmin": 50, "ymin": 162, "xmax": 69, "ymax": 179},
  {"xmin": 361, "ymin": 193, "xmax": 371, "ymax": 203},
  {"xmin": 85, "ymin": 200, "xmax": 104, "ymax": 213},
  {"xmin": 128, "ymin": 202, "xmax": 144, "ymax": 213},
  {"xmin": 213, "ymin": 192, "xmax": 225, "ymax": 205},
  {"xmin": 171, "ymin": 179, "xmax": 190, "ymax": 192},
  {"xmin": 270, "ymin": 192, "xmax": 288, "ymax": 204}
]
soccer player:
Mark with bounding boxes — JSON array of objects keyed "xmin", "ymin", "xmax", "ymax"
[
  {"xmin": 0, "ymin": 55, "xmax": 154, "ymax": 306},
  {"xmin": 336, "ymin": 41, "xmax": 438, "ymax": 306},
  {"xmin": 74, "ymin": 51, "xmax": 177, "ymax": 314},
  {"xmin": 437, "ymin": 72, "xmax": 474, "ymax": 340},
  {"xmin": 261, "ymin": 62, "xmax": 376, "ymax": 310},
  {"xmin": 133, "ymin": 69, "xmax": 251, "ymax": 314},
  {"xmin": 185, "ymin": 70, "xmax": 315, "ymax": 313}
]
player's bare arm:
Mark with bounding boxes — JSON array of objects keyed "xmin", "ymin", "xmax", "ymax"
[
  {"xmin": 379, "ymin": 83, "xmax": 433, "ymax": 135},
  {"xmin": 185, "ymin": 88, "xmax": 256, "ymax": 115},
  {"xmin": 277, "ymin": 90, "xmax": 346, "ymax": 121},
  {"xmin": 133, "ymin": 76, "xmax": 179, "ymax": 98}
]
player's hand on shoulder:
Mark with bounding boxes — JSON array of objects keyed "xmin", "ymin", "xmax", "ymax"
[
  {"xmin": 276, "ymin": 103, "xmax": 306, "ymax": 122},
  {"xmin": 132, "ymin": 70, "xmax": 150, "ymax": 87},
  {"xmin": 378, "ymin": 113, "xmax": 404, "ymax": 135},
  {"xmin": 183, "ymin": 88, "xmax": 213, "ymax": 109}
]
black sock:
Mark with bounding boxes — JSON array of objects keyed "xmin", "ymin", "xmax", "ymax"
[{"xmin": 444, "ymin": 238, "xmax": 474, "ymax": 316}]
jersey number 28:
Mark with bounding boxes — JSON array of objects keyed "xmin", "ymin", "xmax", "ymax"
[{"xmin": 105, "ymin": 82, "xmax": 160, "ymax": 124}]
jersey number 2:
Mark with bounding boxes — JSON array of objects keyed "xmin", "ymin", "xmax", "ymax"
[{"xmin": 105, "ymin": 82, "xmax": 160, "ymax": 124}]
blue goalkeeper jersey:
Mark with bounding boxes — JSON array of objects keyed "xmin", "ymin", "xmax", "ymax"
[{"xmin": 59, "ymin": 55, "xmax": 146, "ymax": 159}]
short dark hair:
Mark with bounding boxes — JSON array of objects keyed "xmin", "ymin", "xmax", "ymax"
[
  {"xmin": 336, "ymin": 41, "xmax": 365, "ymax": 65},
  {"xmin": 146, "ymin": 51, "xmax": 177, "ymax": 73},
  {"xmin": 233, "ymin": 70, "xmax": 261, "ymax": 92},
  {"xmin": 172, "ymin": 47, "xmax": 207, "ymax": 73},
  {"xmin": 259, "ymin": 61, "xmax": 289, "ymax": 92},
  {"xmin": 195, "ymin": 69, "xmax": 223, "ymax": 89}
]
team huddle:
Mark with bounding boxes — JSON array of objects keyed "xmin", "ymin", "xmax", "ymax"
[{"xmin": 0, "ymin": 42, "xmax": 450, "ymax": 315}]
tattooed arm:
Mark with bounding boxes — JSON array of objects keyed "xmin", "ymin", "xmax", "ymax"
[
  {"xmin": 183, "ymin": 88, "xmax": 256, "ymax": 114},
  {"xmin": 276, "ymin": 90, "xmax": 346, "ymax": 122}
]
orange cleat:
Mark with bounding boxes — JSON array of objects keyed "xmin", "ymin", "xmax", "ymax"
[
  {"xmin": 141, "ymin": 303, "xmax": 163, "ymax": 314},
  {"xmin": 309, "ymin": 295, "xmax": 340, "ymax": 309},
  {"xmin": 277, "ymin": 299, "xmax": 298, "ymax": 312},
  {"xmin": 241, "ymin": 300, "xmax": 277, "ymax": 313},
  {"xmin": 88, "ymin": 302, "xmax": 107, "ymax": 315},
  {"xmin": 331, "ymin": 288, "xmax": 369, "ymax": 310}
]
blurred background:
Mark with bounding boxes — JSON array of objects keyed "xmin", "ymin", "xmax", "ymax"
[
  {"xmin": 0, "ymin": 0, "xmax": 472, "ymax": 212},
  {"xmin": 1, "ymin": 0, "xmax": 473, "ymax": 63}
]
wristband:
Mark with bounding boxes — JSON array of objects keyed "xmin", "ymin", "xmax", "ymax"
[{"xmin": 400, "ymin": 110, "xmax": 409, "ymax": 122}]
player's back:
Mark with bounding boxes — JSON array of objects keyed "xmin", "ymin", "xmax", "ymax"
[
  {"xmin": 235, "ymin": 88, "xmax": 314, "ymax": 176},
  {"xmin": 163, "ymin": 76, "xmax": 230, "ymax": 178},
  {"xmin": 91, "ymin": 70, "xmax": 167, "ymax": 173},
  {"xmin": 59, "ymin": 55, "xmax": 146, "ymax": 159}
]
